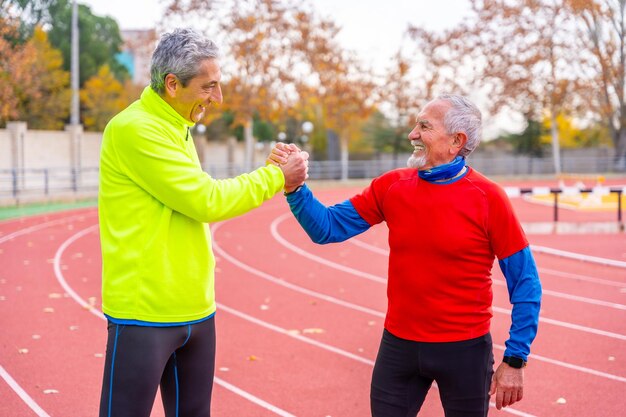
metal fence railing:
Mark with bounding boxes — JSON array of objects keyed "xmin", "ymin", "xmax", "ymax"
[
  {"xmin": 0, "ymin": 167, "xmax": 99, "ymax": 199},
  {"xmin": 1, "ymin": 155, "xmax": 624, "ymax": 202}
]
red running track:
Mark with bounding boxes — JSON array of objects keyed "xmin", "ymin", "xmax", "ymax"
[{"xmin": 1, "ymin": 181, "xmax": 625, "ymax": 416}]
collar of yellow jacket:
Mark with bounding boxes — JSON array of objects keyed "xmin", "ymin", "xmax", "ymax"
[{"xmin": 140, "ymin": 86, "xmax": 196, "ymax": 128}]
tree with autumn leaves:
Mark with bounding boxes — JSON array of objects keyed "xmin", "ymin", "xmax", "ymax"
[
  {"xmin": 162, "ymin": 0, "xmax": 377, "ymax": 171},
  {"xmin": 403, "ymin": 0, "xmax": 626, "ymax": 170},
  {"xmin": 1, "ymin": 0, "xmax": 134, "ymax": 131},
  {"xmin": 0, "ymin": 19, "xmax": 70, "ymax": 129}
]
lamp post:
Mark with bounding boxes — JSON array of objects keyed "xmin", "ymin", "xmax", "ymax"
[{"xmin": 301, "ymin": 121, "xmax": 313, "ymax": 152}]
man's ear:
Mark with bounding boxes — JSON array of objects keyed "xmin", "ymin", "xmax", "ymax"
[
  {"xmin": 451, "ymin": 132, "xmax": 468, "ymax": 152},
  {"xmin": 164, "ymin": 73, "xmax": 178, "ymax": 98}
]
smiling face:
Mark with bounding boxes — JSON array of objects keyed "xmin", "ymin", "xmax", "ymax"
[
  {"xmin": 162, "ymin": 58, "xmax": 223, "ymax": 123},
  {"xmin": 407, "ymin": 99, "xmax": 465, "ymax": 170}
]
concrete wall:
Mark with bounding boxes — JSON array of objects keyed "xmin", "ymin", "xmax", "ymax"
[{"xmin": 0, "ymin": 125, "xmax": 272, "ymax": 173}]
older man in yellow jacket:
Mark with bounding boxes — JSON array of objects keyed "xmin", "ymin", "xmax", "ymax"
[{"xmin": 98, "ymin": 28, "xmax": 307, "ymax": 417}]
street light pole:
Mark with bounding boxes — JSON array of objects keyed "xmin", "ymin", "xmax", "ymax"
[{"xmin": 70, "ymin": 0, "xmax": 79, "ymax": 125}]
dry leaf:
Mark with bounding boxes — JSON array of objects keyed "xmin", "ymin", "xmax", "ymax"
[{"xmin": 302, "ymin": 328, "xmax": 325, "ymax": 334}]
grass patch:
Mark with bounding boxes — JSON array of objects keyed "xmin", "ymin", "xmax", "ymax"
[{"xmin": 0, "ymin": 199, "xmax": 96, "ymax": 221}]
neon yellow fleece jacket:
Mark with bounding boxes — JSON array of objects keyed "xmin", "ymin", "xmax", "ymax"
[{"xmin": 98, "ymin": 86, "xmax": 284, "ymax": 323}]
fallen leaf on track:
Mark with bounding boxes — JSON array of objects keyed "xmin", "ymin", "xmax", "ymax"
[{"xmin": 302, "ymin": 328, "xmax": 325, "ymax": 334}]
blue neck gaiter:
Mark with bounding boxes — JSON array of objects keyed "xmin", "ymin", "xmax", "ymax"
[{"xmin": 418, "ymin": 156, "xmax": 466, "ymax": 182}]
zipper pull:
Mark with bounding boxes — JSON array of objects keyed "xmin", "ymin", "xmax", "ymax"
[{"xmin": 185, "ymin": 127, "xmax": 190, "ymax": 141}]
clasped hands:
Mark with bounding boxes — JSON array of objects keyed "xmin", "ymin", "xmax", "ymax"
[{"xmin": 266, "ymin": 142, "xmax": 309, "ymax": 193}]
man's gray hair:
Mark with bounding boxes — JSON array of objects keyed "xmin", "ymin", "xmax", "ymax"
[
  {"xmin": 150, "ymin": 28, "xmax": 220, "ymax": 95},
  {"xmin": 438, "ymin": 94, "xmax": 482, "ymax": 157}
]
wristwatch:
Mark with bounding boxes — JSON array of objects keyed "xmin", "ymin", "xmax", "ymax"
[
  {"xmin": 502, "ymin": 356, "xmax": 527, "ymax": 369},
  {"xmin": 284, "ymin": 185, "xmax": 304, "ymax": 196}
]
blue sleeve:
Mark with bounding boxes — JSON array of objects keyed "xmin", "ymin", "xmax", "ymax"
[
  {"xmin": 498, "ymin": 246, "xmax": 542, "ymax": 361},
  {"xmin": 286, "ymin": 184, "xmax": 370, "ymax": 244}
]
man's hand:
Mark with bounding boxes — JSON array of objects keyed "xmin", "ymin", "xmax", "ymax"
[
  {"xmin": 266, "ymin": 142, "xmax": 308, "ymax": 193},
  {"xmin": 281, "ymin": 149, "xmax": 309, "ymax": 193},
  {"xmin": 490, "ymin": 362, "xmax": 524, "ymax": 410},
  {"xmin": 266, "ymin": 142, "xmax": 300, "ymax": 166}
]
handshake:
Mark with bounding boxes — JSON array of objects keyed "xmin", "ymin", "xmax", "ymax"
[{"xmin": 266, "ymin": 142, "xmax": 309, "ymax": 194}]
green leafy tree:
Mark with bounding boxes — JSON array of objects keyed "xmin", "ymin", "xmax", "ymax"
[
  {"xmin": 2, "ymin": 0, "xmax": 129, "ymax": 85},
  {"xmin": 47, "ymin": 0, "xmax": 129, "ymax": 85}
]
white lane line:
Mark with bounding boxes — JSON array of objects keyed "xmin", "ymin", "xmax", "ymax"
[
  {"xmin": 214, "ymin": 220, "xmax": 626, "ymax": 383},
  {"xmin": 537, "ymin": 267, "xmax": 626, "ymax": 288},
  {"xmin": 491, "ymin": 306, "xmax": 626, "ymax": 341},
  {"xmin": 53, "ymin": 225, "xmax": 104, "ymax": 319},
  {"xmin": 532, "ymin": 245, "xmax": 626, "ymax": 269},
  {"xmin": 52, "ymin": 224, "xmax": 297, "ymax": 417},
  {"xmin": 271, "ymin": 214, "xmax": 626, "ymax": 311},
  {"xmin": 268, "ymin": 214, "xmax": 385, "ymax": 284},
  {"xmin": 492, "ymin": 280, "xmax": 626, "ymax": 310},
  {"xmin": 0, "ymin": 213, "xmax": 97, "ymax": 245},
  {"xmin": 213, "ymin": 377, "xmax": 296, "ymax": 417},
  {"xmin": 0, "ymin": 365, "xmax": 51, "ymax": 417}
]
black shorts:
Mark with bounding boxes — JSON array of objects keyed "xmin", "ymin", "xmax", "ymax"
[
  {"xmin": 371, "ymin": 329, "xmax": 494, "ymax": 417},
  {"xmin": 99, "ymin": 316, "xmax": 216, "ymax": 417}
]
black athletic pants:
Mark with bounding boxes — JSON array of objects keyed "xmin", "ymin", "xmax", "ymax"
[
  {"xmin": 370, "ymin": 329, "xmax": 494, "ymax": 417},
  {"xmin": 99, "ymin": 317, "xmax": 216, "ymax": 417}
]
